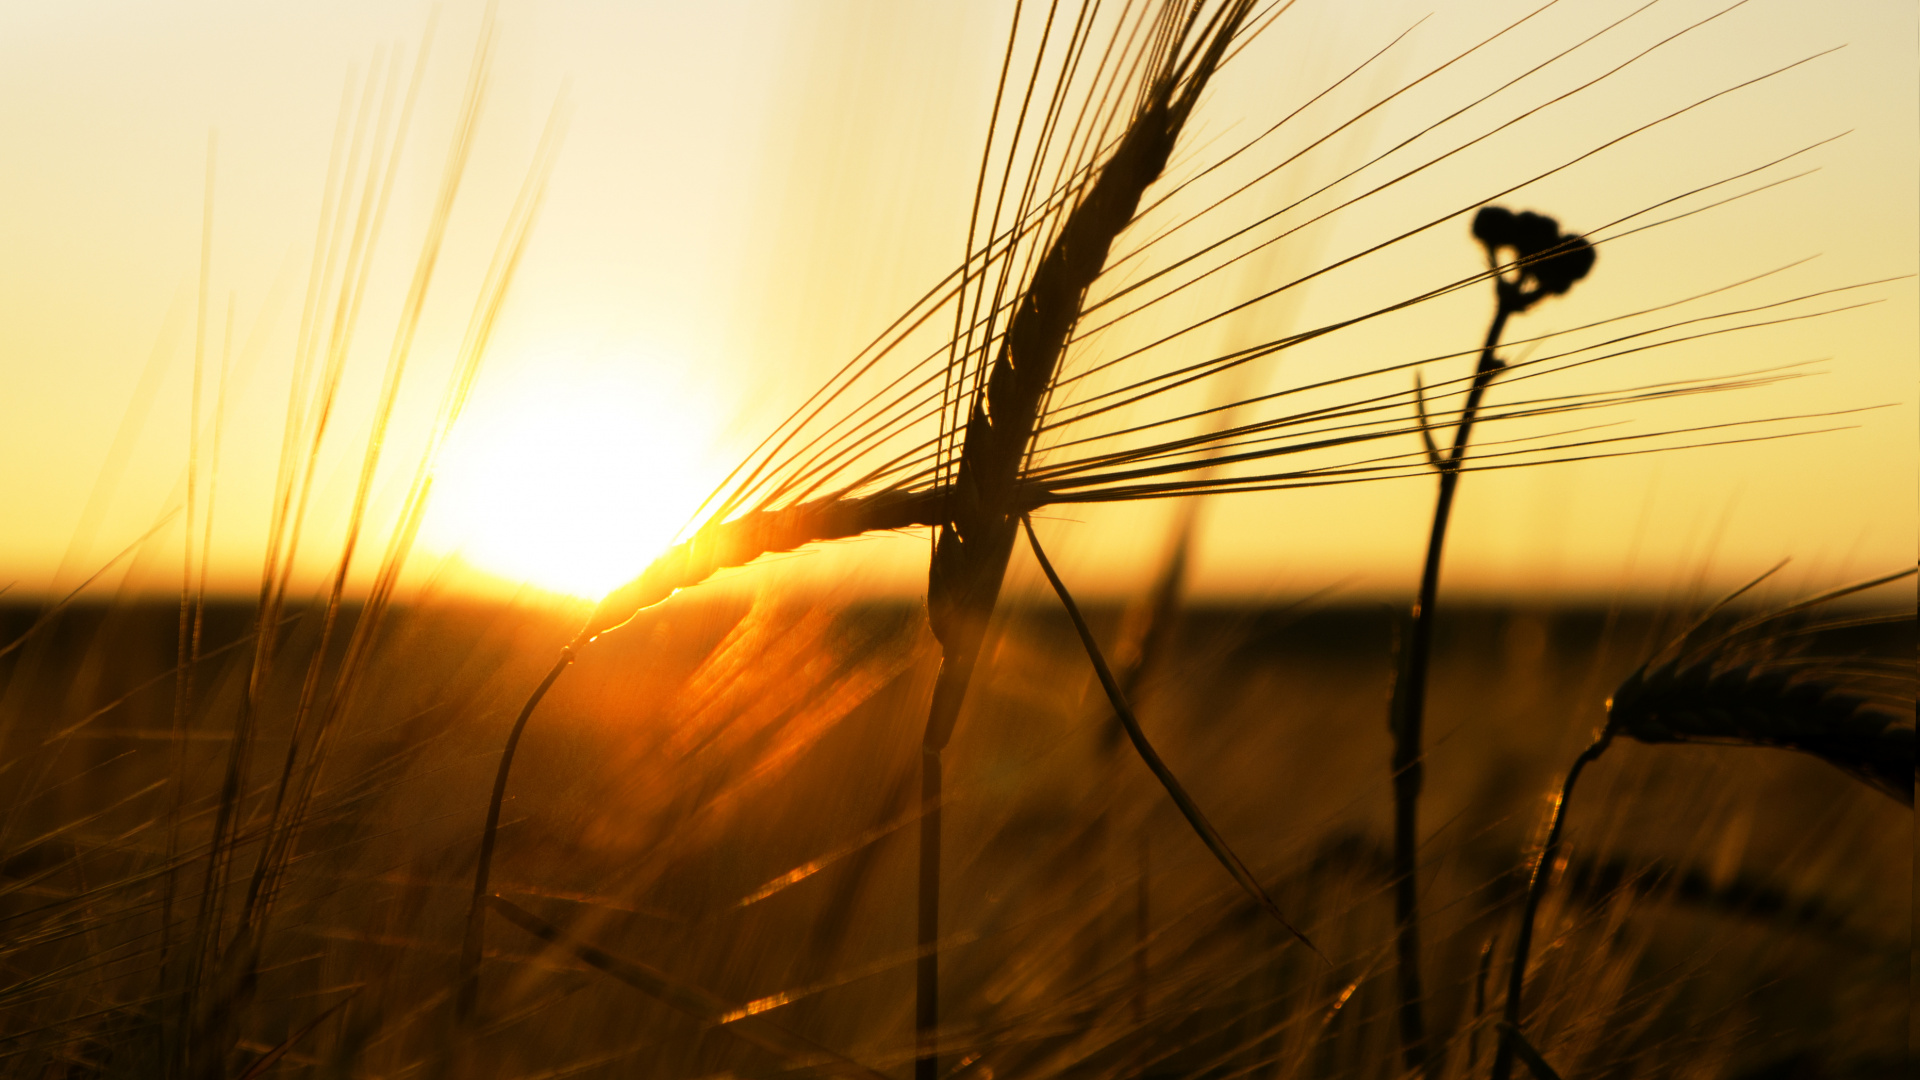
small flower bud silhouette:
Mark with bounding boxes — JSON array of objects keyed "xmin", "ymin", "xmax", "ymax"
[
  {"xmin": 1472, "ymin": 205, "xmax": 1516, "ymax": 247},
  {"xmin": 1510, "ymin": 211, "xmax": 1560, "ymax": 258},
  {"xmin": 1533, "ymin": 234, "xmax": 1595, "ymax": 296},
  {"xmin": 1471, "ymin": 204, "xmax": 1595, "ymax": 311}
]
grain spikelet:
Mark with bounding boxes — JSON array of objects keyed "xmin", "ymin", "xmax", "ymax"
[
  {"xmin": 921, "ymin": 9, "xmax": 1245, "ymax": 743},
  {"xmin": 1608, "ymin": 656, "xmax": 1914, "ymax": 805},
  {"xmin": 1607, "ymin": 565, "xmax": 1914, "ymax": 804},
  {"xmin": 587, "ymin": 489, "xmax": 941, "ymax": 638},
  {"xmin": 1494, "ymin": 567, "xmax": 1913, "ymax": 1080}
]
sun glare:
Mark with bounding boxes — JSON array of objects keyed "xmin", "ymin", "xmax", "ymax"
[{"xmin": 421, "ymin": 357, "xmax": 722, "ymax": 600}]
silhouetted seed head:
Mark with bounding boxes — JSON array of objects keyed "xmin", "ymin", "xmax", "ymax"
[
  {"xmin": 1472, "ymin": 204, "xmax": 1595, "ymax": 310},
  {"xmin": 1533, "ymin": 235, "xmax": 1595, "ymax": 296},
  {"xmin": 1509, "ymin": 211, "xmax": 1560, "ymax": 258},
  {"xmin": 1472, "ymin": 205, "xmax": 1517, "ymax": 247}
]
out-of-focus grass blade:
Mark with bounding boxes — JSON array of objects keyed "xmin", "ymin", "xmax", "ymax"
[
  {"xmin": 1020, "ymin": 515, "xmax": 1322, "ymax": 960},
  {"xmin": 487, "ymin": 896, "xmax": 891, "ymax": 1080},
  {"xmin": 234, "ymin": 987, "xmax": 362, "ymax": 1080}
]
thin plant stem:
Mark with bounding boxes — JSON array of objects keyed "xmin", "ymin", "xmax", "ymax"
[
  {"xmin": 1491, "ymin": 731, "xmax": 1612, "ymax": 1080},
  {"xmin": 910, "ymin": 8, "xmax": 1254, "ymax": 1072},
  {"xmin": 457, "ymin": 640, "xmax": 578, "ymax": 1026},
  {"xmin": 1133, "ymin": 829, "xmax": 1150, "ymax": 1026},
  {"xmin": 1466, "ymin": 931, "xmax": 1498, "ymax": 1075},
  {"xmin": 915, "ymin": 742, "xmax": 943, "ymax": 1080},
  {"xmin": 1387, "ymin": 286, "xmax": 1512, "ymax": 1078},
  {"xmin": 1393, "ymin": 210, "xmax": 1594, "ymax": 1077},
  {"xmin": 162, "ymin": 133, "xmax": 216, "ymax": 1003},
  {"xmin": 914, "ymin": 580, "xmax": 1009, "ymax": 1080}
]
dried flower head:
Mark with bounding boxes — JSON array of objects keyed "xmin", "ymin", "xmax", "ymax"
[{"xmin": 1472, "ymin": 204, "xmax": 1596, "ymax": 311}]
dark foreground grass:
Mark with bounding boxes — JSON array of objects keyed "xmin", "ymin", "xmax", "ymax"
[{"xmin": 0, "ymin": 591, "xmax": 1907, "ymax": 1078}]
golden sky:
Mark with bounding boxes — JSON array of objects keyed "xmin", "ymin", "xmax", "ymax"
[{"xmin": 1, "ymin": 0, "xmax": 1913, "ymax": 606}]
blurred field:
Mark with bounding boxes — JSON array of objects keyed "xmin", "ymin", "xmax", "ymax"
[{"xmin": 1, "ymin": 590, "xmax": 1906, "ymax": 1078}]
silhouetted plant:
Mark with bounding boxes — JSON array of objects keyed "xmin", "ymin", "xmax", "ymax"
[{"xmin": 1386, "ymin": 204, "xmax": 1594, "ymax": 1077}]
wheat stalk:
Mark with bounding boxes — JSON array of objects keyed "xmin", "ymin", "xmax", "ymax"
[
  {"xmin": 585, "ymin": 489, "xmax": 944, "ymax": 637},
  {"xmin": 912, "ymin": 8, "xmax": 1253, "ymax": 1076}
]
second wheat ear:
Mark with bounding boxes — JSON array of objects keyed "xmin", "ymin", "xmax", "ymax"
[
  {"xmin": 1491, "ymin": 566, "xmax": 1915, "ymax": 1080},
  {"xmin": 1603, "ymin": 565, "xmax": 1917, "ymax": 806}
]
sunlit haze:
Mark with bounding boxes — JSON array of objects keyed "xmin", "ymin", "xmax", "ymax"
[{"xmin": 420, "ymin": 356, "xmax": 723, "ymax": 599}]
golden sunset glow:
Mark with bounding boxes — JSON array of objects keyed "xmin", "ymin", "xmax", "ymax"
[
  {"xmin": 421, "ymin": 357, "xmax": 723, "ymax": 599},
  {"xmin": 3, "ymin": 6, "xmax": 1913, "ymax": 1077}
]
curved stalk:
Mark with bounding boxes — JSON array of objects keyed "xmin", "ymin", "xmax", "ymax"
[
  {"xmin": 1490, "ymin": 731, "xmax": 1611, "ymax": 1080},
  {"xmin": 1391, "ymin": 209, "xmax": 1593, "ymax": 1076},
  {"xmin": 456, "ymin": 641, "xmax": 577, "ymax": 1026},
  {"xmin": 1387, "ymin": 289, "xmax": 1512, "ymax": 1076}
]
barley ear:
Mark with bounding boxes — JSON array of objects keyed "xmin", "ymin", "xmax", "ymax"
[
  {"xmin": 914, "ymin": 8, "xmax": 1253, "ymax": 1076},
  {"xmin": 589, "ymin": 488, "xmax": 941, "ymax": 638},
  {"xmin": 1605, "ymin": 567, "xmax": 1915, "ymax": 805},
  {"xmin": 1608, "ymin": 661, "xmax": 1914, "ymax": 806}
]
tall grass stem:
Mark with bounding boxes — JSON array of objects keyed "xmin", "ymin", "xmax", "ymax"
[
  {"xmin": 1490, "ymin": 732, "xmax": 1611, "ymax": 1080},
  {"xmin": 457, "ymin": 641, "xmax": 577, "ymax": 1026},
  {"xmin": 1387, "ymin": 293, "xmax": 1511, "ymax": 1078}
]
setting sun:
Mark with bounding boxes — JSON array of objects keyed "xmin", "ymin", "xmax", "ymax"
[{"xmin": 421, "ymin": 356, "xmax": 723, "ymax": 600}]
